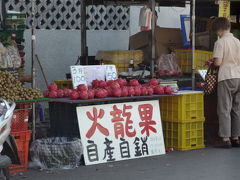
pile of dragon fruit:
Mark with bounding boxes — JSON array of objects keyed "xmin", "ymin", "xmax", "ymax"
[{"xmin": 43, "ymin": 78, "xmax": 174, "ymax": 100}]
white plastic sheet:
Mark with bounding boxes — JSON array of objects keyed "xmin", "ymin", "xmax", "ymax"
[{"xmin": 30, "ymin": 137, "xmax": 83, "ymax": 170}]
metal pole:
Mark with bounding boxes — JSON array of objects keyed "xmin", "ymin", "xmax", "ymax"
[
  {"xmin": 36, "ymin": 54, "xmax": 49, "ymax": 88},
  {"xmin": 31, "ymin": 0, "xmax": 36, "ymax": 140},
  {"xmin": 151, "ymin": 0, "xmax": 156, "ymax": 78},
  {"xmin": 81, "ymin": 0, "xmax": 88, "ymax": 64},
  {"xmin": 191, "ymin": 0, "xmax": 196, "ymax": 90}
]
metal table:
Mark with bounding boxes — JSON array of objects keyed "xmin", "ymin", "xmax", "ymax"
[
  {"xmin": 49, "ymin": 94, "xmax": 179, "ymax": 137},
  {"xmin": 50, "ymin": 94, "xmax": 178, "ymax": 104}
]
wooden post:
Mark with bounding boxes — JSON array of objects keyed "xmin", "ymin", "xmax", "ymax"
[
  {"xmin": 31, "ymin": 0, "xmax": 36, "ymax": 140},
  {"xmin": 191, "ymin": 0, "xmax": 196, "ymax": 90},
  {"xmin": 150, "ymin": 0, "xmax": 156, "ymax": 78},
  {"xmin": 81, "ymin": 0, "xmax": 88, "ymax": 64}
]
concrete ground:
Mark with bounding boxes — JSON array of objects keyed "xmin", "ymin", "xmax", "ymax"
[{"xmin": 11, "ymin": 147, "xmax": 240, "ymax": 180}]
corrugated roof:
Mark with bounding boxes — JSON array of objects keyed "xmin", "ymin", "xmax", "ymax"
[
  {"xmin": 87, "ymin": 0, "xmax": 187, "ymax": 6},
  {"xmin": 87, "ymin": 0, "xmax": 239, "ymax": 6}
]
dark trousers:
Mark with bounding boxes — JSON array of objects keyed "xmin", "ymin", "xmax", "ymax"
[{"xmin": 217, "ymin": 79, "xmax": 240, "ymax": 137}]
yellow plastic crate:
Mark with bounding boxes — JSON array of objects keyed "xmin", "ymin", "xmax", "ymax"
[
  {"xmin": 54, "ymin": 80, "xmax": 72, "ymax": 89},
  {"xmin": 104, "ymin": 61, "xmax": 139, "ymax": 73},
  {"xmin": 175, "ymin": 49, "xmax": 213, "ymax": 73},
  {"xmin": 160, "ymin": 91, "xmax": 204, "ymax": 123},
  {"xmin": 96, "ymin": 50, "xmax": 143, "ymax": 73},
  {"xmin": 162, "ymin": 120, "xmax": 205, "ymax": 151}
]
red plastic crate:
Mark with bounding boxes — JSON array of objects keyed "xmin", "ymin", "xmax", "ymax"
[
  {"xmin": 11, "ymin": 109, "xmax": 29, "ymax": 132},
  {"xmin": 10, "ymin": 130, "xmax": 32, "ymax": 173},
  {"xmin": 16, "ymin": 103, "xmax": 31, "ymax": 110},
  {"xmin": 11, "ymin": 103, "xmax": 31, "ymax": 132}
]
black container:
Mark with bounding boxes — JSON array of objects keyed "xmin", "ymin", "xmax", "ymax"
[
  {"xmin": 204, "ymin": 93, "xmax": 219, "ymax": 145},
  {"xmin": 49, "ymin": 102, "xmax": 80, "ymax": 137},
  {"xmin": 49, "ymin": 99, "xmax": 139, "ymax": 137}
]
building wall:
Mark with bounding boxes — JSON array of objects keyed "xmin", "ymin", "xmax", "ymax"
[{"xmin": 23, "ymin": 5, "xmax": 190, "ymax": 90}]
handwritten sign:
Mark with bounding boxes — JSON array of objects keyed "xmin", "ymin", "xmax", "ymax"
[
  {"xmin": 84, "ymin": 66, "xmax": 106, "ymax": 86},
  {"xmin": 105, "ymin": 65, "xmax": 117, "ymax": 81},
  {"xmin": 218, "ymin": 0, "xmax": 230, "ymax": 19},
  {"xmin": 70, "ymin": 65, "xmax": 117, "ymax": 87},
  {"xmin": 70, "ymin": 66, "xmax": 86, "ymax": 89},
  {"xmin": 76, "ymin": 100, "xmax": 165, "ymax": 165}
]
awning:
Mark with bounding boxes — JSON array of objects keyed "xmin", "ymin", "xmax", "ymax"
[{"xmin": 86, "ymin": 0, "xmax": 239, "ymax": 6}]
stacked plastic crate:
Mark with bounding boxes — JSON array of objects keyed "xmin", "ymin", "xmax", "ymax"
[
  {"xmin": 160, "ymin": 91, "xmax": 205, "ymax": 151},
  {"xmin": 54, "ymin": 80, "xmax": 73, "ymax": 89},
  {"xmin": 10, "ymin": 103, "xmax": 31, "ymax": 173},
  {"xmin": 175, "ymin": 49, "xmax": 213, "ymax": 73},
  {"xmin": 96, "ymin": 50, "xmax": 143, "ymax": 73}
]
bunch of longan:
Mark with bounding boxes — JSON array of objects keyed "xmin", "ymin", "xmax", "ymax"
[{"xmin": 0, "ymin": 71, "xmax": 42, "ymax": 101}]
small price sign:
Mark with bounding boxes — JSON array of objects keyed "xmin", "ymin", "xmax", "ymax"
[
  {"xmin": 105, "ymin": 65, "xmax": 117, "ymax": 81},
  {"xmin": 70, "ymin": 66, "xmax": 87, "ymax": 89}
]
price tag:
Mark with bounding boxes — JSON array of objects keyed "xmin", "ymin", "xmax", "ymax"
[
  {"xmin": 70, "ymin": 66, "xmax": 87, "ymax": 89},
  {"xmin": 105, "ymin": 65, "xmax": 117, "ymax": 81},
  {"xmin": 198, "ymin": 69, "xmax": 207, "ymax": 81}
]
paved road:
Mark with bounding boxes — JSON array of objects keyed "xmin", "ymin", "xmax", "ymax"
[{"xmin": 11, "ymin": 147, "xmax": 240, "ymax": 180}]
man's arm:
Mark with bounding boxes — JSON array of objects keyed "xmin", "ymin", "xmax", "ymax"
[
  {"xmin": 213, "ymin": 41, "xmax": 223, "ymax": 66},
  {"xmin": 214, "ymin": 58, "xmax": 223, "ymax": 66}
]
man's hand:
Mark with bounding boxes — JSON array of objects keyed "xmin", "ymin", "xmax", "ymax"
[
  {"xmin": 205, "ymin": 59, "xmax": 215, "ymax": 66},
  {"xmin": 213, "ymin": 58, "xmax": 222, "ymax": 66},
  {"xmin": 205, "ymin": 58, "xmax": 222, "ymax": 67}
]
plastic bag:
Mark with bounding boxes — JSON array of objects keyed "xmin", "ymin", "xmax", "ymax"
[
  {"xmin": 0, "ymin": 43, "xmax": 7, "ymax": 68},
  {"xmin": 156, "ymin": 53, "xmax": 181, "ymax": 76},
  {"xmin": 0, "ymin": 42, "xmax": 21, "ymax": 68},
  {"xmin": 6, "ymin": 46, "xmax": 21, "ymax": 68},
  {"xmin": 30, "ymin": 137, "xmax": 83, "ymax": 170},
  {"xmin": 139, "ymin": 7, "xmax": 152, "ymax": 31}
]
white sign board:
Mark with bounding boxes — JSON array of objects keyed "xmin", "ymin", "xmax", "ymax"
[
  {"xmin": 70, "ymin": 66, "xmax": 87, "ymax": 89},
  {"xmin": 84, "ymin": 66, "xmax": 106, "ymax": 86},
  {"xmin": 70, "ymin": 65, "xmax": 117, "ymax": 88},
  {"xmin": 76, "ymin": 100, "xmax": 165, "ymax": 165}
]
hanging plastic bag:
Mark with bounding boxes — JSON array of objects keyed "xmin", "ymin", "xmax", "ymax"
[
  {"xmin": 0, "ymin": 42, "xmax": 21, "ymax": 69},
  {"xmin": 139, "ymin": 6, "xmax": 152, "ymax": 31},
  {"xmin": 6, "ymin": 46, "xmax": 21, "ymax": 68},
  {"xmin": 0, "ymin": 42, "xmax": 7, "ymax": 68},
  {"xmin": 156, "ymin": 53, "xmax": 181, "ymax": 76},
  {"xmin": 30, "ymin": 137, "xmax": 83, "ymax": 170}
]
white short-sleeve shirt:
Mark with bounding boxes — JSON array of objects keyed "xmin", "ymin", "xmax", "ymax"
[{"xmin": 213, "ymin": 33, "xmax": 240, "ymax": 82}]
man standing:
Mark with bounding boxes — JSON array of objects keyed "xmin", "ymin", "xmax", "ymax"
[{"xmin": 212, "ymin": 17, "xmax": 240, "ymax": 148}]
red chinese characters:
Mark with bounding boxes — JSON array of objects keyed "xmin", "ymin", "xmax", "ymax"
[
  {"xmin": 138, "ymin": 104, "xmax": 157, "ymax": 136},
  {"xmin": 110, "ymin": 104, "xmax": 136, "ymax": 139},
  {"xmin": 86, "ymin": 107, "xmax": 109, "ymax": 138},
  {"xmin": 123, "ymin": 105, "xmax": 136, "ymax": 138}
]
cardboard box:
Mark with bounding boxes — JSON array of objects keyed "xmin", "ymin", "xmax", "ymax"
[
  {"xmin": 196, "ymin": 17, "xmax": 213, "ymax": 33},
  {"xmin": 196, "ymin": 31, "xmax": 217, "ymax": 51},
  {"xmin": 129, "ymin": 26, "xmax": 183, "ymax": 64},
  {"xmin": 196, "ymin": 31, "xmax": 210, "ymax": 50}
]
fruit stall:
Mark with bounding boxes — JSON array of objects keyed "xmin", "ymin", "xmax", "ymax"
[
  {"xmin": 0, "ymin": 0, "xmax": 205, "ymax": 172},
  {"xmin": 1, "ymin": 0, "xmax": 237, "ymax": 173}
]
